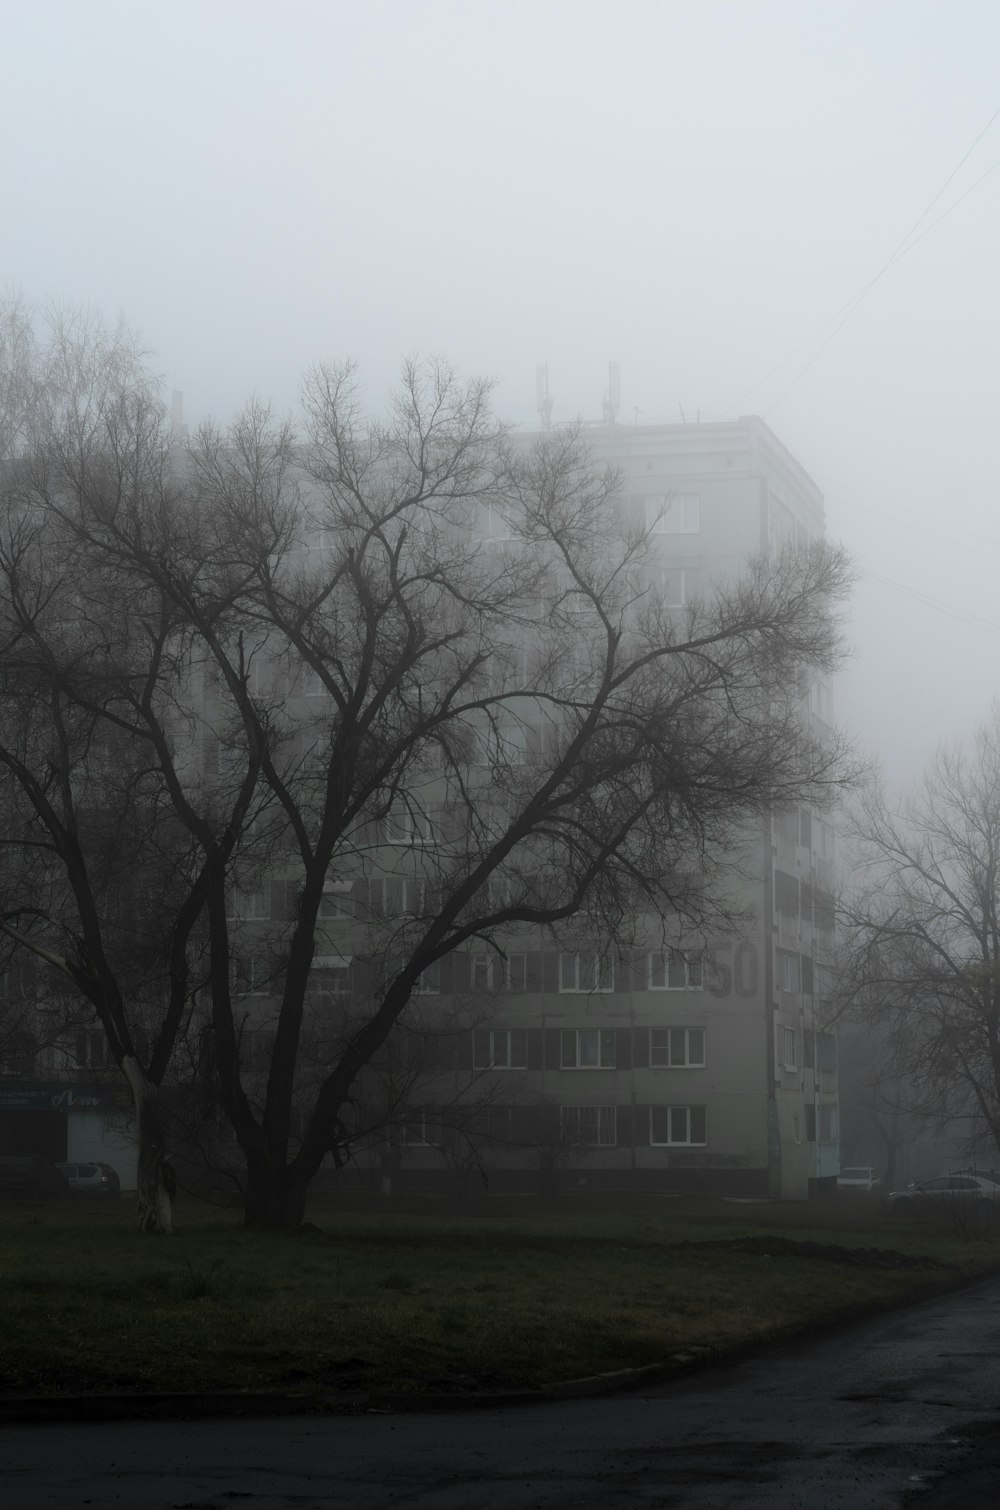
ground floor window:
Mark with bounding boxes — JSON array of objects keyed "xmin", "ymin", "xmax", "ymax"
[
  {"xmin": 401, "ymin": 1108, "xmax": 438, "ymax": 1145},
  {"xmin": 560, "ymin": 1105, "xmax": 617, "ymax": 1147},
  {"xmin": 649, "ymin": 1105, "xmax": 707, "ymax": 1146}
]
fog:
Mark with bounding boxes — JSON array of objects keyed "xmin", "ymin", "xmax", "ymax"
[{"xmin": 4, "ymin": 0, "xmax": 999, "ymax": 794}]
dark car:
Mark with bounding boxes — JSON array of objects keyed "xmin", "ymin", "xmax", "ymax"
[
  {"xmin": 0, "ymin": 1155, "xmax": 72, "ymax": 1200},
  {"xmin": 55, "ymin": 1161, "xmax": 121, "ymax": 1196}
]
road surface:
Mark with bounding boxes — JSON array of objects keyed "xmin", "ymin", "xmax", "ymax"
[{"xmin": 4, "ymin": 1275, "xmax": 1000, "ymax": 1507}]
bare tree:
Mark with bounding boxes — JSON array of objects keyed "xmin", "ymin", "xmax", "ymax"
[
  {"xmin": 3, "ymin": 333, "xmax": 854, "ymax": 1228},
  {"xmin": 840, "ymin": 708, "xmax": 1000, "ymax": 1159},
  {"xmin": 0, "ymin": 303, "xmax": 212, "ymax": 1232}
]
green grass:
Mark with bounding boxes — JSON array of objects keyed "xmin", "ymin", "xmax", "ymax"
[{"xmin": 1, "ymin": 1192, "xmax": 996, "ymax": 1399}]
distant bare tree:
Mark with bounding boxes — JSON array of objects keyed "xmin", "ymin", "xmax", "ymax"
[
  {"xmin": 0, "ymin": 301, "xmax": 211, "ymax": 1232},
  {"xmin": 840, "ymin": 709, "xmax": 1000, "ymax": 1159}
]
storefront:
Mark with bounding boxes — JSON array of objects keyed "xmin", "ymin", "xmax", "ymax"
[{"xmin": 0, "ymin": 1081, "xmax": 137, "ymax": 1188}]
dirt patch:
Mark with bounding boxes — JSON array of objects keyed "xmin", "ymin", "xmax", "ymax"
[{"xmin": 678, "ymin": 1235, "xmax": 954, "ymax": 1270}]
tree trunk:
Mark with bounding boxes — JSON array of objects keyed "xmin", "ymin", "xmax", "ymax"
[
  {"xmin": 121, "ymin": 1056, "xmax": 175, "ymax": 1234},
  {"xmin": 243, "ymin": 1159, "xmax": 308, "ymax": 1229}
]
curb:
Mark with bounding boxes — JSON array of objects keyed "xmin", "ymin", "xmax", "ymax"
[
  {"xmin": 0, "ymin": 1355, "xmax": 705, "ymax": 1426},
  {"xmin": 367, "ymin": 1353, "xmax": 712, "ymax": 1413}
]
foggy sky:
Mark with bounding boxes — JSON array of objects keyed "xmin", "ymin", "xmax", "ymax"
[{"xmin": 4, "ymin": 0, "xmax": 999, "ymax": 796}]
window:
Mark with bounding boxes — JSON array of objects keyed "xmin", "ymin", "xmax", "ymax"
[
  {"xmin": 816, "ymin": 1032, "xmax": 837, "ymax": 1073},
  {"xmin": 247, "ymin": 1028, "xmax": 276, "ymax": 1068},
  {"xmin": 384, "ymin": 804, "xmax": 435, "ymax": 846},
  {"xmin": 799, "ymin": 808, "xmax": 812, "ymax": 849},
  {"xmin": 650, "ymin": 1105, "xmax": 707, "ymax": 1146},
  {"xmin": 559, "ymin": 954, "xmax": 614, "ymax": 993},
  {"xmin": 402, "ymin": 1108, "xmax": 438, "ymax": 1145},
  {"xmin": 815, "ymin": 818, "xmax": 834, "ymax": 859},
  {"xmin": 649, "ymin": 950, "xmax": 703, "ymax": 990},
  {"xmin": 782, "ymin": 1026, "xmax": 798, "ymax": 1069},
  {"xmin": 310, "ymin": 957, "xmax": 352, "ymax": 997},
  {"xmin": 480, "ymin": 500, "xmax": 511, "ymax": 541},
  {"xmin": 504, "ymin": 953, "xmax": 528, "ymax": 992},
  {"xmin": 526, "ymin": 717, "xmax": 559, "ymax": 767},
  {"xmin": 561, "ymin": 1028, "xmax": 616, "ymax": 1069},
  {"xmin": 474, "ymin": 1029, "xmax": 528, "ymax": 1069},
  {"xmin": 476, "ymin": 1105, "xmax": 521, "ymax": 1143},
  {"xmin": 413, "ymin": 960, "xmax": 441, "ymax": 995},
  {"xmin": 300, "ymin": 660, "xmax": 325, "ymax": 697},
  {"xmin": 501, "ymin": 723, "xmax": 530, "ymax": 765},
  {"xmin": 319, "ymin": 882, "xmax": 352, "ymax": 920},
  {"xmin": 475, "ymin": 720, "xmax": 531, "ymax": 767},
  {"xmin": 650, "ymin": 1027, "xmax": 705, "ymax": 1068},
  {"xmin": 471, "ymin": 952, "xmax": 497, "ymax": 992},
  {"xmin": 561, "ymin": 1105, "xmax": 617, "ymax": 1146},
  {"xmin": 778, "ymin": 950, "xmax": 800, "ymax": 993},
  {"xmin": 2, "ymin": 1030, "xmax": 37, "ymax": 1076},
  {"xmin": 393, "ymin": 879, "xmax": 424, "ymax": 916},
  {"xmin": 809, "ymin": 678, "xmax": 833, "ymax": 726},
  {"xmin": 359, "ymin": 877, "xmax": 425, "ymax": 917},
  {"xmin": 233, "ymin": 956, "xmax": 270, "ymax": 996},
  {"xmin": 814, "ymin": 962, "xmax": 834, "ymax": 1002},
  {"xmin": 648, "ymin": 566, "xmax": 702, "ymax": 605},
  {"xmin": 226, "ymin": 885, "xmax": 269, "ymax": 920},
  {"xmin": 818, "ymin": 1103, "xmax": 838, "ymax": 1142},
  {"xmin": 647, "ymin": 492, "xmax": 700, "ymax": 534},
  {"xmin": 486, "ymin": 873, "xmax": 513, "ymax": 910}
]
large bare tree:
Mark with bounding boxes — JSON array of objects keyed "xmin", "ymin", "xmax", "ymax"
[{"xmin": 2, "ymin": 313, "xmax": 854, "ymax": 1227}]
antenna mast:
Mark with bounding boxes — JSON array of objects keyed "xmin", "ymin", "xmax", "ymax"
[
  {"xmin": 535, "ymin": 363, "xmax": 553, "ymax": 429},
  {"xmin": 602, "ymin": 360, "xmax": 620, "ymax": 424}
]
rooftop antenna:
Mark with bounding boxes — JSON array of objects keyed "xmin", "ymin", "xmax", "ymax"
[
  {"xmin": 535, "ymin": 363, "xmax": 553, "ymax": 430},
  {"xmin": 602, "ymin": 360, "xmax": 621, "ymax": 424},
  {"xmin": 170, "ymin": 390, "xmax": 189, "ymax": 441}
]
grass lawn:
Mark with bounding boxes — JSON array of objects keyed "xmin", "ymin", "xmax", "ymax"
[{"xmin": 1, "ymin": 1191, "xmax": 997, "ymax": 1400}]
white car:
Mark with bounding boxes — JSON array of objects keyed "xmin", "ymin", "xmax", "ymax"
[
  {"xmin": 836, "ymin": 1166, "xmax": 880, "ymax": 1191},
  {"xmin": 887, "ymin": 1172, "xmax": 1000, "ymax": 1215},
  {"xmin": 55, "ymin": 1161, "xmax": 121, "ymax": 1196}
]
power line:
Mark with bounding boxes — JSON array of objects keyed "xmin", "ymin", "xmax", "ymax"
[
  {"xmin": 859, "ymin": 567, "xmax": 1000, "ymax": 637},
  {"xmin": 828, "ymin": 487, "xmax": 1000, "ymax": 560},
  {"xmin": 763, "ymin": 152, "xmax": 1000, "ymax": 419},
  {"xmin": 722, "ymin": 104, "xmax": 1000, "ymax": 418}
]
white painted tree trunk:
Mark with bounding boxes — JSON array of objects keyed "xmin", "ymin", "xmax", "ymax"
[{"xmin": 121, "ymin": 1055, "xmax": 174, "ymax": 1234}]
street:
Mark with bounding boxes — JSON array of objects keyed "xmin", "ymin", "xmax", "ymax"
[{"xmin": 3, "ymin": 1276, "xmax": 1000, "ymax": 1508}]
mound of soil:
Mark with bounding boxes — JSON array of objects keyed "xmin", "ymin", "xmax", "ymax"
[{"xmin": 680, "ymin": 1235, "xmax": 952, "ymax": 1270}]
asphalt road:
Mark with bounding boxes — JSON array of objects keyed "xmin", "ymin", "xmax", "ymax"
[{"xmin": 4, "ymin": 1276, "xmax": 1000, "ymax": 1508}]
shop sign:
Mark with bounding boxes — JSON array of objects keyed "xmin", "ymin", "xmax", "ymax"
[{"xmin": 0, "ymin": 1083, "xmax": 111, "ymax": 1112}]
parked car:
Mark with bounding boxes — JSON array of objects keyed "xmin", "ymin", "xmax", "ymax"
[
  {"xmin": 0, "ymin": 1155, "xmax": 72, "ymax": 1200},
  {"xmin": 55, "ymin": 1161, "xmax": 121, "ymax": 1196},
  {"xmin": 837, "ymin": 1166, "xmax": 880, "ymax": 1191},
  {"xmin": 887, "ymin": 1172, "xmax": 1000, "ymax": 1216}
]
